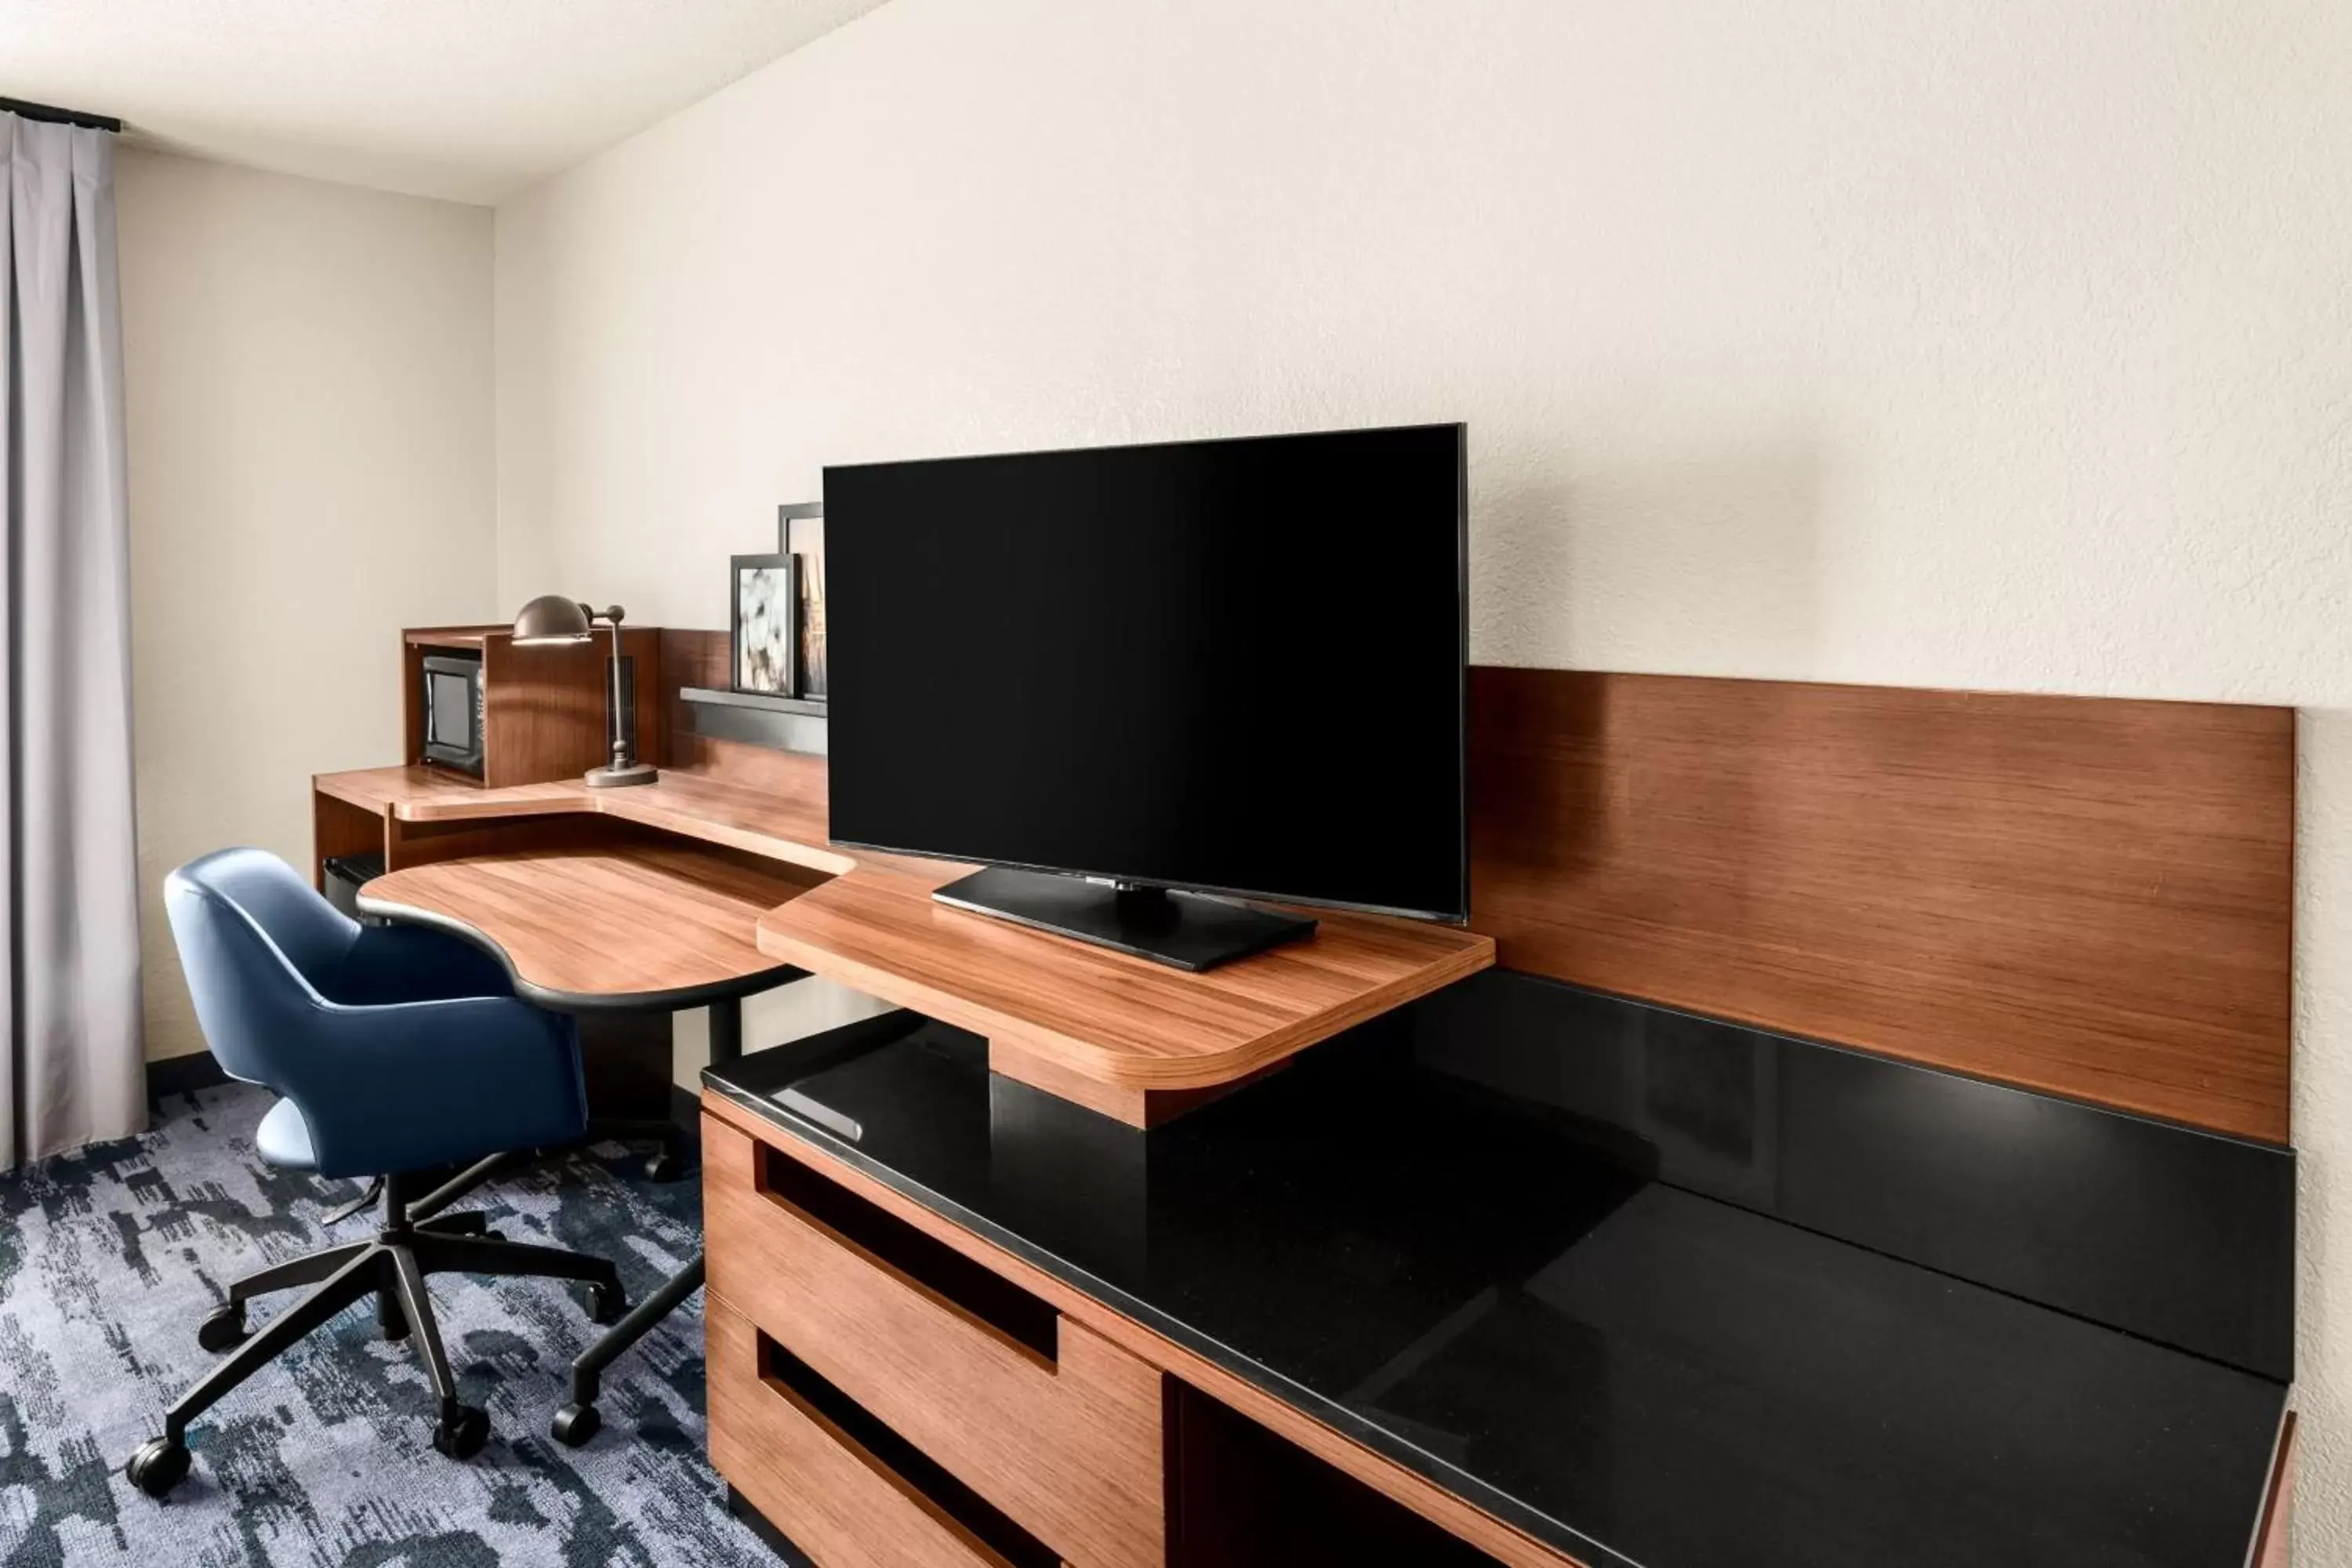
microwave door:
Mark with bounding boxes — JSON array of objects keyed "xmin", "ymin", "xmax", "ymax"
[
  {"xmin": 420, "ymin": 657, "xmax": 485, "ymax": 775},
  {"xmin": 426, "ymin": 672, "xmax": 470, "ymax": 748}
]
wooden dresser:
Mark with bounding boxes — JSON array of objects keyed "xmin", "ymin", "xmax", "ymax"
[
  {"xmin": 704, "ymin": 1109, "xmax": 1169, "ymax": 1568},
  {"xmin": 684, "ymin": 659, "xmax": 2299, "ymax": 1568}
]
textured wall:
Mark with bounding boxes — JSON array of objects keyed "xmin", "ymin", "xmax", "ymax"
[
  {"xmin": 120, "ymin": 150, "xmax": 498, "ymax": 1061},
  {"xmin": 492, "ymin": 2, "xmax": 2352, "ymax": 1555}
]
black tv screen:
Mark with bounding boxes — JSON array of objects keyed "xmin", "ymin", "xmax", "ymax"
[{"xmin": 824, "ymin": 423, "xmax": 1467, "ymax": 921}]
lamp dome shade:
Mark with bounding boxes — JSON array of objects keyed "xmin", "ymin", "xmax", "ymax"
[{"xmin": 511, "ymin": 595, "xmax": 593, "ymax": 644}]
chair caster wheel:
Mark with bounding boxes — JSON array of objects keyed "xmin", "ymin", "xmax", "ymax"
[
  {"xmin": 125, "ymin": 1436, "xmax": 191, "ymax": 1498},
  {"xmin": 196, "ymin": 1302, "xmax": 247, "ymax": 1353},
  {"xmin": 432, "ymin": 1404, "xmax": 490, "ymax": 1460},
  {"xmin": 643, "ymin": 1151, "xmax": 682, "ymax": 1183},
  {"xmin": 579, "ymin": 1282, "xmax": 626, "ymax": 1326},
  {"xmin": 550, "ymin": 1402, "xmax": 601, "ymax": 1446}
]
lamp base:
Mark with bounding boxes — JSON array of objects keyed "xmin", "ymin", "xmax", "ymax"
[{"xmin": 583, "ymin": 762, "xmax": 659, "ymax": 789}]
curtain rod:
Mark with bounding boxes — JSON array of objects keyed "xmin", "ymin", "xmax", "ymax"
[{"xmin": 0, "ymin": 95, "xmax": 123, "ymax": 134}]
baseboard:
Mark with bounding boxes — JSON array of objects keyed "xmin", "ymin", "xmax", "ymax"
[{"xmin": 147, "ymin": 1051, "xmax": 230, "ymax": 1102}]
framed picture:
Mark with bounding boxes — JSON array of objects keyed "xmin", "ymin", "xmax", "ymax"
[
  {"xmin": 731, "ymin": 552, "xmax": 799, "ymax": 696},
  {"xmin": 779, "ymin": 501, "xmax": 826, "ymax": 702}
]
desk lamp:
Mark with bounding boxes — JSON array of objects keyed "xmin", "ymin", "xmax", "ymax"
[{"xmin": 510, "ymin": 595, "xmax": 659, "ymax": 788}]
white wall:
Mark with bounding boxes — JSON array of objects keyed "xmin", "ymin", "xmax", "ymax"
[
  {"xmin": 492, "ymin": 1, "xmax": 2352, "ymax": 1556},
  {"xmin": 119, "ymin": 149, "xmax": 498, "ymax": 1062}
]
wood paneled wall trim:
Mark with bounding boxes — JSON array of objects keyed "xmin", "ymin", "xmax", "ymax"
[
  {"xmin": 1468, "ymin": 666, "xmax": 2294, "ymax": 1144},
  {"xmin": 661, "ymin": 628, "xmax": 819, "ymax": 797},
  {"xmin": 652, "ymin": 632, "xmax": 2294, "ymax": 1140}
]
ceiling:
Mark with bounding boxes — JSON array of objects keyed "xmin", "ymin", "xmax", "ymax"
[{"xmin": 0, "ymin": 0, "xmax": 892, "ymax": 205}]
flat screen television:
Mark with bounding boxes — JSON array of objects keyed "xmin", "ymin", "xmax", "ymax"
[{"xmin": 824, "ymin": 423, "xmax": 1466, "ymax": 971}]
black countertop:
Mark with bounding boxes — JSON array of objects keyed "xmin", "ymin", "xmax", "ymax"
[{"xmin": 705, "ymin": 971, "xmax": 2294, "ymax": 1568}]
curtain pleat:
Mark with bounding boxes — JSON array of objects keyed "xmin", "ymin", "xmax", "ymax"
[{"xmin": 1, "ymin": 111, "xmax": 144, "ymax": 1165}]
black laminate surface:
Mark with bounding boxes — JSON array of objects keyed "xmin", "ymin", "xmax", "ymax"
[{"xmin": 706, "ymin": 972, "xmax": 2293, "ymax": 1568}]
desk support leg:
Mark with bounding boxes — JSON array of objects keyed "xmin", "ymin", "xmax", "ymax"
[
  {"xmin": 551, "ymin": 1254, "xmax": 706, "ymax": 1446},
  {"xmin": 551, "ymin": 998, "xmax": 741, "ymax": 1449},
  {"xmin": 709, "ymin": 996, "xmax": 742, "ymax": 1066}
]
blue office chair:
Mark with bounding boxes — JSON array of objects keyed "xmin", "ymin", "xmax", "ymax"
[{"xmin": 123, "ymin": 848, "xmax": 627, "ymax": 1498}]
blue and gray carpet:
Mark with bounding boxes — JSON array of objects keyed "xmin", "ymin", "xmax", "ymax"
[{"xmin": 0, "ymin": 1083, "xmax": 777, "ymax": 1566}]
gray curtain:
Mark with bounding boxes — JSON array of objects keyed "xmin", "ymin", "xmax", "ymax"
[{"xmin": 0, "ymin": 111, "xmax": 143, "ymax": 1163}]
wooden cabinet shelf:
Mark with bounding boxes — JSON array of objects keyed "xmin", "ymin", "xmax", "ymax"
[{"xmin": 401, "ymin": 622, "xmax": 663, "ymax": 789}]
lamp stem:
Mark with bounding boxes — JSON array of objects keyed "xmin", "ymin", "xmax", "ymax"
[{"xmin": 608, "ymin": 619, "xmax": 629, "ymax": 770}]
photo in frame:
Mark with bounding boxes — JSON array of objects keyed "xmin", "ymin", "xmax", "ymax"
[
  {"xmin": 731, "ymin": 552, "xmax": 799, "ymax": 696},
  {"xmin": 779, "ymin": 501, "xmax": 826, "ymax": 701}
]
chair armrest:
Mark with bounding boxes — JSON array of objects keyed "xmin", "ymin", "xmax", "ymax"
[
  {"xmin": 281, "ymin": 993, "xmax": 587, "ymax": 1179},
  {"xmin": 329, "ymin": 923, "xmax": 517, "ymax": 1005}
]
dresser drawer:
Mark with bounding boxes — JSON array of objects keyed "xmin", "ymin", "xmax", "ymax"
[
  {"xmin": 707, "ymin": 1296, "xmax": 1043, "ymax": 1568},
  {"xmin": 702, "ymin": 1113, "xmax": 1165, "ymax": 1568}
]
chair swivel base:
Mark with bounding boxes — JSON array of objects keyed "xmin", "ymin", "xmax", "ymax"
[{"xmin": 124, "ymin": 1174, "xmax": 625, "ymax": 1499}]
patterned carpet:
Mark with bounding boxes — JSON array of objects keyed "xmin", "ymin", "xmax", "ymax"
[{"xmin": 0, "ymin": 1083, "xmax": 781, "ymax": 1567}]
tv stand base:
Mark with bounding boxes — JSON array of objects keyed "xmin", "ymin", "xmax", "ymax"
[{"xmin": 932, "ymin": 866, "xmax": 1316, "ymax": 972}]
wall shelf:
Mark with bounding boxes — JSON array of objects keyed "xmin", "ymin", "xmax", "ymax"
[
  {"xmin": 680, "ymin": 686, "xmax": 829, "ymax": 756},
  {"xmin": 682, "ymin": 688, "xmax": 829, "ymax": 717}
]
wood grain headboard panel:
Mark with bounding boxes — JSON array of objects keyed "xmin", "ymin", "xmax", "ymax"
[
  {"xmin": 1468, "ymin": 666, "xmax": 2294, "ymax": 1144},
  {"xmin": 659, "ymin": 631, "xmax": 2291, "ymax": 1142},
  {"xmin": 659, "ymin": 628, "xmax": 822, "ymax": 798}
]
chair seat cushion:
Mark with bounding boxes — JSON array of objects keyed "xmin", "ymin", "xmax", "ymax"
[{"xmin": 254, "ymin": 1098, "xmax": 318, "ymax": 1171}]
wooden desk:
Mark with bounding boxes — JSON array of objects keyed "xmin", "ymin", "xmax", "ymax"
[
  {"xmin": 317, "ymin": 753, "xmax": 1496, "ymax": 1125},
  {"xmin": 328, "ymin": 639, "xmax": 2299, "ymax": 1147}
]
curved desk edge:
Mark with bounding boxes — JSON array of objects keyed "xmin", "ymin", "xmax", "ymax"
[
  {"xmin": 753, "ymin": 890, "xmax": 1497, "ymax": 1095},
  {"xmin": 357, "ymin": 889, "xmax": 810, "ymax": 1014}
]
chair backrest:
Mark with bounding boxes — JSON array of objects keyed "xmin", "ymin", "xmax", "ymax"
[{"xmin": 164, "ymin": 848, "xmax": 360, "ymax": 1091}]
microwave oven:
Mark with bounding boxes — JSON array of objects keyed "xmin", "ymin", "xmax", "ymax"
[{"xmin": 419, "ymin": 650, "xmax": 485, "ymax": 775}]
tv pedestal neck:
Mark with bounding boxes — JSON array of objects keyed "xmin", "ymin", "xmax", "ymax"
[{"xmin": 931, "ymin": 866, "xmax": 1316, "ymax": 972}]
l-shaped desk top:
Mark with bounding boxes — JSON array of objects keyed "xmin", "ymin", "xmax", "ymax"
[{"xmin": 318, "ymin": 760, "xmax": 1494, "ymax": 1117}]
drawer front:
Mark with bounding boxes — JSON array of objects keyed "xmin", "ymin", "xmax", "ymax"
[
  {"xmin": 704, "ymin": 1113, "xmax": 1166, "ymax": 1568},
  {"xmin": 706, "ymin": 1296, "xmax": 1018, "ymax": 1568}
]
